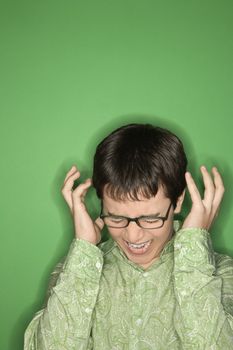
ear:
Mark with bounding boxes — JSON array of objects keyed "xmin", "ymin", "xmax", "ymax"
[{"xmin": 174, "ymin": 190, "xmax": 186, "ymax": 214}]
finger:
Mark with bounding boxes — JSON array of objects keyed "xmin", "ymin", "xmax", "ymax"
[
  {"xmin": 62, "ymin": 171, "xmax": 81, "ymax": 193},
  {"xmin": 72, "ymin": 178, "xmax": 92, "ymax": 205},
  {"xmin": 61, "ymin": 169, "xmax": 81, "ymax": 210},
  {"xmin": 200, "ymin": 166, "xmax": 215, "ymax": 207},
  {"xmin": 64, "ymin": 165, "xmax": 76, "ymax": 182},
  {"xmin": 64, "ymin": 166, "xmax": 80, "ymax": 184},
  {"xmin": 212, "ymin": 166, "xmax": 224, "ymax": 194},
  {"xmin": 210, "ymin": 166, "xmax": 225, "ymax": 216},
  {"xmin": 185, "ymin": 171, "xmax": 202, "ymax": 206}
]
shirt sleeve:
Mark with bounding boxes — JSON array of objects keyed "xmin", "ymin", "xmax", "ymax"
[
  {"xmin": 24, "ymin": 238, "xmax": 103, "ymax": 350},
  {"xmin": 173, "ymin": 227, "xmax": 233, "ymax": 349}
]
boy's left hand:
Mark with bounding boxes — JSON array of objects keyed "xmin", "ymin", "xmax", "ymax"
[{"xmin": 182, "ymin": 166, "xmax": 225, "ymax": 230}]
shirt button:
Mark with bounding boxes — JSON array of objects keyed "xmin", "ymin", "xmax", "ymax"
[
  {"xmin": 85, "ymin": 307, "xmax": 92, "ymax": 313},
  {"xmin": 176, "ymin": 243, "xmax": 182, "ymax": 249},
  {"xmin": 95, "ymin": 261, "xmax": 102, "ymax": 270},
  {"xmin": 180, "ymin": 289, "xmax": 187, "ymax": 296},
  {"xmin": 136, "ymin": 318, "xmax": 143, "ymax": 326},
  {"xmin": 143, "ymin": 272, "xmax": 149, "ymax": 277}
]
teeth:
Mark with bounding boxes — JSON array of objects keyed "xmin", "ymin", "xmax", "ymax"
[
  {"xmin": 127, "ymin": 240, "xmax": 151, "ymax": 249},
  {"xmin": 130, "ymin": 243, "xmax": 145, "ymax": 248}
]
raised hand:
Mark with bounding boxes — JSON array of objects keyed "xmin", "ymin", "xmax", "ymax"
[
  {"xmin": 61, "ymin": 165, "xmax": 104, "ymax": 245},
  {"xmin": 182, "ymin": 166, "xmax": 225, "ymax": 230}
]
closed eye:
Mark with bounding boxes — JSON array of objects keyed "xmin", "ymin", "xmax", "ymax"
[
  {"xmin": 108, "ymin": 216, "xmax": 125, "ymax": 223},
  {"xmin": 140, "ymin": 217, "xmax": 161, "ymax": 224}
]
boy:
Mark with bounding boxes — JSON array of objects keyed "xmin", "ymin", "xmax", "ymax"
[{"xmin": 24, "ymin": 123, "xmax": 233, "ymax": 349}]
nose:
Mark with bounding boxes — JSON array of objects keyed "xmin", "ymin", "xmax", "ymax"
[{"xmin": 125, "ymin": 221, "xmax": 144, "ymax": 243}]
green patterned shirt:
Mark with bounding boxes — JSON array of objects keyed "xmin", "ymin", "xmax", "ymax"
[{"xmin": 24, "ymin": 222, "xmax": 233, "ymax": 349}]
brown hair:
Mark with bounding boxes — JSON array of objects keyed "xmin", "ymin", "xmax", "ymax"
[{"xmin": 92, "ymin": 123, "xmax": 187, "ymax": 207}]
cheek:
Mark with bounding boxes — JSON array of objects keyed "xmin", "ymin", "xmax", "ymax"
[
  {"xmin": 107, "ymin": 228, "xmax": 124, "ymax": 239},
  {"xmin": 147, "ymin": 222, "xmax": 174, "ymax": 240}
]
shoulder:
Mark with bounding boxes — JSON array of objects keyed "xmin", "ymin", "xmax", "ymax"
[
  {"xmin": 214, "ymin": 251, "xmax": 233, "ymax": 272},
  {"xmin": 214, "ymin": 251, "xmax": 233, "ymax": 292},
  {"xmin": 214, "ymin": 251, "xmax": 233, "ymax": 315}
]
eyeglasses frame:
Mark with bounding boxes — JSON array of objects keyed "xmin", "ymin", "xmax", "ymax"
[{"xmin": 100, "ymin": 201, "xmax": 173, "ymax": 229}]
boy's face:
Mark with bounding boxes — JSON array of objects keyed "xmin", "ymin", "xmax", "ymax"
[{"xmin": 102, "ymin": 186, "xmax": 184, "ymax": 269}]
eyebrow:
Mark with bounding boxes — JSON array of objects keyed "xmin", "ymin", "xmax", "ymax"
[{"xmin": 106, "ymin": 211, "xmax": 161, "ymax": 217}]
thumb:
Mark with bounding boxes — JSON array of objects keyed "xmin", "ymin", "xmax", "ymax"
[{"xmin": 94, "ymin": 217, "xmax": 105, "ymax": 231}]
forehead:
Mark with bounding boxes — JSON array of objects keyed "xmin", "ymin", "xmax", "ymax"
[{"xmin": 102, "ymin": 186, "xmax": 169, "ymax": 216}]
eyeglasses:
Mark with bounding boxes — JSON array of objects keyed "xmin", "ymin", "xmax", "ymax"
[{"xmin": 100, "ymin": 202, "xmax": 173, "ymax": 229}]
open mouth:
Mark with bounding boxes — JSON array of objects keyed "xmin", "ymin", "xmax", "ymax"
[{"xmin": 124, "ymin": 239, "xmax": 152, "ymax": 254}]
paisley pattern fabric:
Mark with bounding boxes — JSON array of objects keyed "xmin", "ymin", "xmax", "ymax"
[{"xmin": 24, "ymin": 222, "xmax": 233, "ymax": 349}]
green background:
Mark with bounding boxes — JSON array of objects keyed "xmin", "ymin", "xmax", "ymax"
[{"xmin": 1, "ymin": 1, "xmax": 233, "ymax": 349}]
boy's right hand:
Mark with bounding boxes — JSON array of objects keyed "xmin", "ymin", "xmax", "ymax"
[{"xmin": 61, "ymin": 165, "xmax": 104, "ymax": 245}]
